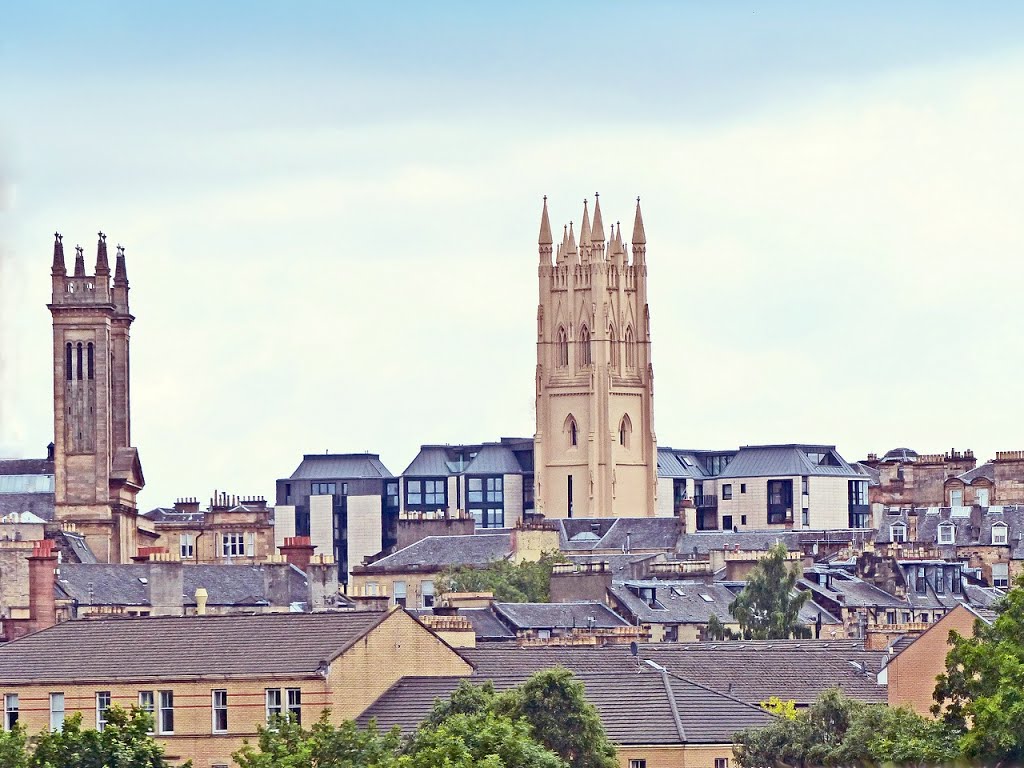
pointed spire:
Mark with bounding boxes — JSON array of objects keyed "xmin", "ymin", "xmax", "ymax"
[
  {"xmin": 95, "ymin": 231, "xmax": 110, "ymax": 275},
  {"xmin": 567, "ymin": 221, "xmax": 577, "ymax": 255},
  {"xmin": 632, "ymin": 197, "xmax": 646, "ymax": 245},
  {"xmin": 538, "ymin": 196, "xmax": 553, "ymax": 246},
  {"xmin": 591, "ymin": 192, "xmax": 605, "ymax": 244},
  {"xmin": 114, "ymin": 244, "xmax": 128, "ymax": 284},
  {"xmin": 73, "ymin": 245, "xmax": 86, "ymax": 277},
  {"xmin": 579, "ymin": 199, "xmax": 592, "ymax": 245},
  {"xmin": 51, "ymin": 232, "xmax": 65, "ymax": 275}
]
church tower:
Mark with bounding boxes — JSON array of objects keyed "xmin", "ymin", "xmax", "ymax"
[
  {"xmin": 534, "ymin": 195, "xmax": 657, "ymax": 518},
  {"xmin": 49, "ymin": 232, "xmax": 144, "ymax": 562}
]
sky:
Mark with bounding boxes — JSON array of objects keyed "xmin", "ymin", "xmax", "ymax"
[{"xmin": 2, "ymin": 2, "xmax": 1024, "ymax": 508}]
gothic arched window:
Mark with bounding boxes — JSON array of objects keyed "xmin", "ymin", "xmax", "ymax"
[
  {"xmin": 565, "ymin": 415, "xmax": 579, "ymax": 448},
  {"xmin": 578, "ymin": 325, "xmax": 592, "ymax": 367},
  {"xmin": 556, "ymin": 326, "xmax": 569, "ymax": 368},
  {"xmin": 619, "ymin": 414, "xmax": 632, "ymax": 448},
  {"xmin": 65, "ymin": 343, "xmax": 73, "ymax": 381},
  {"xmin": 625, "ymin": 326, "xmax": 637, "ymax": 369},
  {"xmin": 76, "ymin": 343, "xmax": 83, "ymax": 381},
  {"xmin": 87, "ymin": 343, "xmax": 94, "ymax": 380}
]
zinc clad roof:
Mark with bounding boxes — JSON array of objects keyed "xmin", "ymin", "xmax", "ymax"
[
  {"xmin": 717, "ymin": 445, "xmax": 861, "ymax": 479},
  {"xmin": 0, "ymin": 611, "xmax": 390, "ymax": 684},
  {"xmin": 289, "ymin": 453, "xmax": 393, "ymax": 480},
  {"xmin": 402, "ymin": 447, "xmax": 456, "ymax": 477},
  {"xmin": 363, "ymin": 534, "xmax": 511, "ymax": 571},
  {"xmin": 464, "ymin": 444, "xmax": 523, "ymax": 475},
  {"xmin": 492, "ymin": 602, "xmax": 628, "ymax": 630}
]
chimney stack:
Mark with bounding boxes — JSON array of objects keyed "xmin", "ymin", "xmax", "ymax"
[
  {"xmin": 27, "ymin": 539, "xmax": 59, "ymax": 634},
  {"xmin": 279, "ymin": 536, "xmax": 316, "ymax": 571}
]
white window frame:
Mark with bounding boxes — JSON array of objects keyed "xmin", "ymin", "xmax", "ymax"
[
  {"xmin": 891, "ymin": 524, "xmax": 906, "ymax": 543},
  {"xmin": 222, "ymin": 533, "xmax": 245, "ymax": 557},
  {"xmin": 212, "ymin": 689, "xmax": 228, "ymax": 734},
  {"xmin": 245, "ymin": 531, "xmax": 256, "ymax": 557},
  {"xmin": 4, "ymin": 693, "xmax": 18, "ymax": 731},
  {"xmin": 629, "ymin": 761, "xmax": 648, "ymax": 768},
  {"xmin": 976, "ymin": 488, "xmax": 990, "ymax": 508},
  {"xmin": 992, "ymin": 524, "xmax": 1008, "ymax": 546},
  {"xmin": 715, "ymin": 759, "xmax": 730, "ymax": 768},
  {"xmin": 179, "ymin": 533, "xmax": 195, "ymax": 559},
  {"xmin": 286, "ymin": 688, "xmax": 301, "ymax": 724},
  {"xmin": 950, "ymin": 489, "xmax": 964, "ymax": 507},
  {"xmin": 938, "ymin": 524, "xmax": 955, "ymax": 545},
  {"xmin": 266, "ymin": 688, "xmax": 283, "ymax": 723},
  {"xmin": 96, "ymin": 691, "xmax": 111, "ymax": 731},
  {"xmin": 993, "ymin": 563, "xmax": 1010, "ymax": 588},
  {"xmin": 421, "ymin": 580, "xmax": 435, "ymax": 608},
  {"xmin": 393, "ymin": 581, "xmax": 407, "ymax": 607},
  {"xmin": 158, "ymin": 690, "xmax": 174, "ymax": 735},
  {"xmin": 49, "ymin": 692, "xmax": 65, "ymax": 732}
]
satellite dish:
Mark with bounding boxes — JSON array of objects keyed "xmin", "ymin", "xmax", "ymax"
[{"xmin": 630, "ymin": 641, "xmax": 639, "ymax": 657}]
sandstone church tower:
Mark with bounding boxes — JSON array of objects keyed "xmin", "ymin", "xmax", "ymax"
[
  {"xmin": 534, "ymin": 195, "xmax": 657, "ymax": 518},
  {"xmin": 49, "ymin": 233, "xmax": 144, "ymax": 562}
]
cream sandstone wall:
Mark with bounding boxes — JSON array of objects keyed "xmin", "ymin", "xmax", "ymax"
[
  {"xmin": 346, "ymin": 495, "xmax": 383, "ymax": 580},
  {"xmin": 806, "ymin": 476, "xmax": 850, "ymax": 529},
  {"xmin": 618, "ymin": 743, "xmax": 737, "ymax": 768},
  {"xmin": 503, "ymin": 473, "xmax": 524, "ymax": 528},
  {"xmin": 308, "ymin": 495, "xmax": 333, "ymax": 556}
]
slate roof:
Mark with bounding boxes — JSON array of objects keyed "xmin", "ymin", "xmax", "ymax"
[
  {"xmin": 956, "ymin": 463, "xmax": 995, "ymax": 484},
  {"xmin": 402, "ymin": 440, "xmax": 533, "ymax": 477},
  {"xmin": 0, "ymin": 458, "xmax": 54, "ymax": 476},
  {"xmin": 289, "ymin": 453, "xmax": 393, "ymax": 480},
  {"xmin": 851, "ymin": 462, "xmax": 881, "ymax": 486},
  {"xmin": 609, "ymin": 581, "xmax": 737, "ymax": 624},
  {"xmin": 357, "ymin": 670, "xmax": 771, "ymax": 744},
  {"xmin": 56, "ymin": 563, "xmax": 309, "ymax": 608},
  {"xmin": 677, "ymin": 530, "xmax": 805, "ymax": 557},
  {"xmin": 717, "ymin": 445, "xmax": 862, "ymax": 479},
  {"xmin": 0, "ymin": 492, "xmax": 55, "ymax": 521},
  {"xmin": 557, "ymin": 518, "xmax": 681, "ymax": 553},
  {"xmin": 51, "ymin": 530, "xmax": 98, "ymax": 563},
  {"xmin": 565, "ymin": 553, "xmax": 660, "ymax": 578},
  {"xmin": 799, "ymin": 571, "xmax": 909, "ymax": 610},
  {"xmin": 0, "ymin": 611, "xmax": 391, "ymax": 683},
  {"xmin": 493, "ymin": 601, "xmax": 628, "ymax": 630},
  {"xmin": 458, "ymin": 642, "xmax": 886, "ymax": 705},
  {"xmin": 360, "ymin": 533, "xmax": 511, "ymax": 571},
  {"xmin": 143, "ymin": 507, "xmax": 207, "ymax": 524},
  {"xmin": 409, "ymin": 607, "xmax": 516, "ymax": 641},
  {"xmin": 878, "ymin": 506, "xmax": 1024, "ymax": 556}
]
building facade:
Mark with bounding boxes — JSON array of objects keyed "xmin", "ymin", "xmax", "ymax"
[
  {"xmin": 534, "ymin": 196, "xmax": 658, "ymax": 519},
  {"xmin": 48, "ymin": 233, "xmax": 144, "ymax": 563}
]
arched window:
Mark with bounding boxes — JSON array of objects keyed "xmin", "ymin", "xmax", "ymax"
[
  {"xmin": 625, "ymin": 326, "xmax": 637, "ymax": 369},
  {"xmin": 565, "ymin": 415, "xmax": 578, "ymax": 448},
  {"xmin": 578, "ymin": 325, "xmax": 592, "ymax": 367},
  {"xmin": 619, "ymin": 415, "xmax": 632, "ymax": 448},
  {"xmin": 556, "ymin": 326, "xmax": 569, "ymax": 368},
  {"xmin": 87, "ymin": 343, "xmax": 94, "ymax": 380},
  {"xmin": 65, "ymin": 343, "xmax": 73, "ymax": 381},
  {"xmin": 609, "ymin": 324, "xmax": 619, "ymax": 370},
  {"xmin": 76, "ymin": 343, "xmax": 83, "ymax": 381}
]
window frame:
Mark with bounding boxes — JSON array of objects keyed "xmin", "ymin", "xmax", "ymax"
[
  {"xmin": 49, "ymin": 692, "xmax": 65, "ymax": 732},
  {"xmin": 96, "ymin": 691, "xmax": 111, "ymax": 731},
  {"xmin": 891, "ymin": 524, "xmax": 907, "ymax": 544},
  {"xmin": 158, "ymin": 690, "xmax": 174, "ymax": 735},
  {"xmin": 938, "ymin": 524, "xmax": 955, "ymax": 546},
  {"xmin": 179, "ymin": 533, "xmax": 195, "ymax": 559},
  {"xmin": 266, "ymin": 688, "xmax": 283, "ymax": 723},
  {"xmin": 222, "ymin": 532, "xmax": 246, "ymax": 557},
  {"xmin": 421, "ymin": 579, "xmax": 435, "ymax": 608},
  {"xmin": 212, "ymin": 689, "xmax": 228, "ymax": 734},
  {"xmin": 406, "ymin": 477, "xmax": 447, "ymax": 510},
  {"xmin": 722, "ymin": 484, "xmax": 733, "ymax": 501},
  {"xmin": 286, "ymin": 688, "xmax": 301, "ymax": 724},
  {"xmin": 992, "ymin": 563, "xmax": 1010, "ymax": 588},
  {"xmin": 992, "ymin": 524, "xmax": 1008, "ymax": 546},
  {"xmin": 4, "ymin": 693, "xmax": 18, "ymax": 731}
]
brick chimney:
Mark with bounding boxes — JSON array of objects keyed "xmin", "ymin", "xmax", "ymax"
[
  {"xmin": 27, "ymin": 539, "xmax": 58, "ymax": 634},
  {"xmin": 279, "ymin": 536, "xmax": 315, "ymax": 571}
]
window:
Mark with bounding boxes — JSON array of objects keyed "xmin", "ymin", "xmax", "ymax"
[
  {"xmin": 938, "ymin": 524, "xmax": 955, "ymax": 546},
  {"xmin": 722, "ymin": 484, "xmax": 733, "ymax": 500},
  {"xmin": 920, "ymin": 613, "xmax": 929, "ymax": 623},
  {"xmin": 556, "ymin": 326, "xmax": 569, "ymax": 367},
  {"xmin": 138, "ymin": 690, "xmax": 154, "ymax": 732},
  {"xmin": 992, "ymin": 524, "xmax": 1008, "ymax": 546},
  {"xmin": 741, "ymin": 515, "xmax": 747, "ymax": 525},
  {"xmin": 468, "ymin": 477, "xmax": 504, "ymax": 529},
  {"xmin": 385, "ymin": 481, "xmax": 399, "ymax": 509},
  {"xmin": 935, "ymin": 568, "xmax": 945, "ymax": 594},
  {"xmin": 266, "ymin": 689, "xmax": 282, "ymax": 722},
  {"xmin": 96, "ymin": 691, "xmax": 111, "ymax": 730},
  {"xmin": 891, "ymin": 524, "xmax": 906, "ymax": 544},
  {"xmin": 950, "ymin": 489, "xmax": 964, "ymax": 507},
  {"xmin": 625, "ymin": 326, "xmax": 637, "ymax": 368},
  {"xmin": 767, "ymin": 479, "xmax": 793, "ymax": 524},
  {"xmin": 578, "ymin": 325, "xmax": 592, "ymax": 366},
  {"xmin": 4, "ymin": 694, "xmax": 17, "ymax": 730},
  {"xmin": 902, "ymin": 611, "xmax": 912, "ymax": 623},
  {"xmin": 65, "ymin": 342, "xmax": 73, "ymax": 380},
  {"xmin": 158, "ymin": 690, "xmax": 174, "ymax": 734},
  {"xmin": 740, "ymin": 484, "xmax": 746, "ymax": 494},
  {"xmin": 993, "ymin": 563, "xmax": 1009, "ymax": 588},
  {"xmin": 87, "ymin": 342, "xmax": 94, "ymax": 379},
  {"xmin": 801, "ymin": 476, "xmax": 809, "ymax": 495},
  {"xmin": 952, "ymin": 568, "xmax": 962, "ymax": 593},
  {"xmin": 609, "ymin": 324, "xmax": 620, "ymax": 369},
  {"xmin": 570, "ymin": 420, "xmax": 578, "ymax": 447},
  {"xmin": 179, "ymin": 533, "xmax": 194, "ymax": 559},
  {"xmin": 977, "ymin": 488, "xmax": 990, "ymax": 507},
  {"xmin": 49, "ymin": 692, "xmax": 65, "ymax": 731},
  {"xmin": 212, "ymin": 689, "xmax": 228, "ymax": 733},
  {"xmin": 916, "ymin": 566, "xmax": 928, "ymax": 594},
  {"xmin": 630, "ymin": 761, "xmax": 647, "ymax": 768},
  {"xmin": 886, "ymin": 610, "xmax": 896, "ymax": 625},
  {"xmin": 715, "ymin": 760, "xmax": 729, "ymax": 768},
  {"xmin": 310, "ymin": 482, "xmax": 336, "ymax": 495},
  {"xmin": 286, "ymin": 689, "xmax": 301, "ymax": 724},
  {"xmin": 222, "ymin": 533, "xmax": 245, "ymax": 557},
  {"xmin": 801, "ymin": 508, "xmax": 809, "ymax": 527},
  {"xmin": 393, "ymin": 581, "xmax": 407, "ymax": 608},
  {"xmin": 76, "ymin": 343, "xmax": 83, "ymax": 380},
  {"xmin": 421, "ymin": 580, "xmax": 435, "ymax": 608},
  {"xmin": 406, "ymin": 478, "xmax": 445, "ymax": 509},
  {"xmin": 472, "ymin": 508, "xmax": 505, "ymax": 528},
  {"xmin": 848, "ymin": 480, "xmax": 869, "ymax": 528}
]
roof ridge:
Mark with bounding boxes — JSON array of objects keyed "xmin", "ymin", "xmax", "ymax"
[{"xmin": 659, "ymin": 670, "xmax": 687, "ymax": 742}]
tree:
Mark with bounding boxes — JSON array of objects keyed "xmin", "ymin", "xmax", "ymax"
[
  {"xmin": 706, "ymin": 613, "xmax": 736, "ymax": 640},
  {"xmin": 933, "ymin": 576, "xmax": 1024, "ymax": 764},
  {"xmin": 733, "ymin": 688, "xmax": 960, "ymax": 768},
  {"xmin": 437, "ymin": 553, "xmax": 567, "ymax": 603},
  {"xmin": 31, "ymin": 707, "xmax": 179, "ymax": 768},
  {"xmin": 402, "ymin": 710, "xmax": 564, "ymax": 768},
  {"xmin": 728, "ymin": 543, "xmax": 810, "ymax": 640},
  {"xmin": 0, "ymin": 725, "xmax": 27, "ymax": 768},
  {"xmin": 233, "ymin": 714, "xmax": 401, "ymax": 768}
]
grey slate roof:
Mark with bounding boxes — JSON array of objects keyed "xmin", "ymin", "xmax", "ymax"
[
  {"xmin": 56, "ymin": 563, "xmax": 310, "ymax": 608},
  {"xmin": 361, "ymin": 533, "xmax": 511, "ymax": 571},
  {"xmin": 402, "ymin": 446, "xmax": 455, "ymax": 477},
  {"xmin": 957, "ymin": 463, "xmax": 995, "ymax": 484},
  {"xmin": 458, "ymin": 642, "xmax": 886, "ymax": 705},
  {"xmin": 143, "ymin": 507, "xmax": 206, "ymax": 524},
  {"xmin": 557, "ymin": 518, "xmax": 681, "ymax": 553},
  {"xmin": 51, "ymin": 530, "xmax": 98, "ymax": 563},
  {"xmin": 0, "ymin": 611, "xmax": 391, "ymax": 683},
  {"xmin": 799, "ymin": 571, "xmax": 909, "ymax": 610},
  {"xmin": 717, "ymin": 445, "xmax": 862, "ymax": 479},
  {"xmin": 492, "ymin": 601, "xmax": 628, "ymax": 630},
  {"xmin": 677, "ymin": 530, "xmax": 805, "ymax": 556},
  {"xmin": 357, "ymin": 670, "xmax": 771, "ymax": 745},
  {"xmin": 878, "ymin": 506, "xmax": 1024, "ymax": 556},
  {"xmin": 409, "ymin": 607, "xmax": 516, "ymax": 641},
  {"xmin": 289, "ymin": 453, "xmax": 393, "ymax": 480},
  {"xmin": 0, "ymin": 458, "xmax": 54, "ymax": 476},
  {"xmin": 0, "ymin": 492, "xmax": 55, "ymax": 521},
  {"xmin": 609, "ymin": 581, "xmax": 736, "ymax": 624}
]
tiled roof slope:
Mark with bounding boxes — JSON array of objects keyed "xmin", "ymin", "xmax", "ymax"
[
  {"xmin": 0, "ymin": 611, "xmax": 388, "ymax": 683},
  {"xmin": 409, "ymin": 607, "xmax": 516, "ymax": 641},
  {"xmin": 362, "ymin": 534, "xmax": 511, "ymax": 571},
  {"xmin": 493, "ymin": 602, "xmax": 628, "ymax": 630},
  {"xmin": 0, "ymin": 492, "xmax": 55, "ymax": 521},
  {"xmin": 0, "ymin": 458, "xmax": 54, "ymax": 475},
  {"xmin": 558, "ymin": 518, "xmax": 681, "ymax": 552},
  {"xmin": 357, "ymin": 671, "xmax": 771, "ymax": 744},
  {"xmin": 289, "ymin": 453, "xmax": 393, "ymax": 480},
  {"xmin": 459, "ymin": 642, "xmax": 885, "ymax": 705}
]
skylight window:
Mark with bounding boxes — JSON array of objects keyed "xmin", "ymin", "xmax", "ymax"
[{"xmin": 699, "ymin": 594, "xmax": 715, "ymax": 602}]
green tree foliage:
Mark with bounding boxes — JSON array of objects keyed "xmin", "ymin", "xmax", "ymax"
[
  {"xmin": 0, "ymin": 725, "xmax": 27, "ymax": 768},
  {"xmin": 728, "ymin": 542, "xmax": 810, "ymax": 640},
  {"xmin": 933, "ymin": 576, "xmax": 1024, "ymax": 764},
  {"xmin": 403, "ymin": 710, "xmax": 563, "ymax": 768},
  {"xmin": 733, "ymin": 688, "xmax": 960, "ymax": 768},
  {"xmin": 706, "ymin": 613, "xmax": 736, "ymax": 640},
  {"xmin": 30, "ymin": 707, "xmax": 179, "ymax": 768},
  {"xmin": 437, "ymin": 553, "xmax": 567, "ymax": 603},
  {"xmin": 234, "ymin": 714, "xmax": 401, "ymax": 768}
]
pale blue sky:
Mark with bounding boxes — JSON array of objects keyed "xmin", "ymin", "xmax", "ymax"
[{"xmin": 2, "ymin": 3, "xmax": 1024, "ymax": 507}]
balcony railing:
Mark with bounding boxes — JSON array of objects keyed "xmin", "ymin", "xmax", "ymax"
[{"xmin": 695, "ymin": 495, "xmax": 718, "ymax": 509}]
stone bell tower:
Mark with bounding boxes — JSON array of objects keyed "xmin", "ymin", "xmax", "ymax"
[
  {"xmin": 534, "ymin": 195, "xmax": 657, "ymax": 518},
  {"xmin": 49, "ymin": 232, "xmax": 144, "ymax": 562}
]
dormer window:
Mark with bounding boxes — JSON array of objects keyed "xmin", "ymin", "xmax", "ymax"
[
  {"xmin": 891, "ymin": 524, "xmax": 906, "ymax": 544},
  {"xmin": 992, "ymin": 523, "xmax": 1008, "ymax": 546},
  {"xmin": 938, "ymin": 524, "xmax": 955, "ymax": 546}
]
